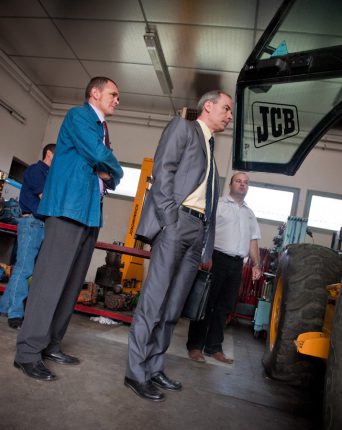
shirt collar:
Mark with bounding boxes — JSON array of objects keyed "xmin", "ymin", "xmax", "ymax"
[
  {"xmin": 88, "ymin": 103, "xmax": 105, "ymax": 123},
  {"xmin": 225, "ymin": 193, "xmax": 248, "ymax": 208},
  {"xmin": 196, "ymin": 119, "xmax": 212, "ymax": 143}
]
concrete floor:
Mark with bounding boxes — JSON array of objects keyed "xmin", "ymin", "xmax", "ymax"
[{"xmin": 0, "ymin": 312, "xmax": 321, "ymax": 430}]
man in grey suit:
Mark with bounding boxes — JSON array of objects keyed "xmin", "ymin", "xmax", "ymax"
[{"xmin": 124, "ymin": 90, "xmax": 233, "ymax": 401}]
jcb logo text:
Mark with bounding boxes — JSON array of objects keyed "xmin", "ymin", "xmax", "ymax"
[{"xmin": 252, "ymin": 102, "xmax": 299, "ymax": 147}]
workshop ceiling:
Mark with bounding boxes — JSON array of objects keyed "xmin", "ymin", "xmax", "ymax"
[{"xmin": 0, "ymin": 0, "xmax": 282, "ymax": 115}]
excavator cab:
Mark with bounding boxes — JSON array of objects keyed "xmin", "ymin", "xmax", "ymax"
[
  {"xmin": 233, "ymin": 1, "xmax": 342, "ymax": 429},
  {"xmin": 233, "ymin": 0, "xmax": 342, "ymax": 175}
]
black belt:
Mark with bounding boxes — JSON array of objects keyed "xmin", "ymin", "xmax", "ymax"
[
  {"xmin": 227, "ymin": 254, "xmax": 243, "ymax": 261},
  {"xmin": 180, "ymin": 205, "xmax": 205, "ymax": 221},
  {"xmin": 214, "ymin": 250, "xmax": 243, "ymax": 261}
]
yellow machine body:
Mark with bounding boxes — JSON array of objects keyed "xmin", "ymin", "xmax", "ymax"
[
  {"xmin": 296, "ymin": 283, "xmax": 340, "ymax": 360},
  {"xmin": 120, "ymin": 158, "xmax": 153, "ymax": 294}
]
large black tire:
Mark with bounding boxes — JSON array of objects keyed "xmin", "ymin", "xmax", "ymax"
[
  {"xmin": 324, "ymin": 289, "xmax": 342, "ymax": 430},
  {"xmin": 262, "ymin": 244, "xmax": 342, "ymax": 387}
]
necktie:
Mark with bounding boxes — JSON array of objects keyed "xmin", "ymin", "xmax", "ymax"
[
  {"xmin": 103, "ymin": 121, "xmax": 110, "ymax": 148},
  {"xmin": 205, "ymin": 137, "xmax": 215, "ymax": 221},
  {"xmin": 101, "ymin": 121, "xmax": 111, "ymax": 195}
]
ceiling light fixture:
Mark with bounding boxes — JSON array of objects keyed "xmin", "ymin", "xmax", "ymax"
[
  {"xmin": 144, "ymin": 28, "xmax": 173, "ymax": 95},
  {"xmin": 0, "ymin": 97, "xmax": 26, "ymax": 124}
]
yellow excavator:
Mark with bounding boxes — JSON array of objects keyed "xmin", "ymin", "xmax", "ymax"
[
  {"xmin": 296, "ymin": 283, "xmax": 340, "ymax": 360},
  {"xmin": 233, "ymin": 0, "xmax": 342, "ymax": 428}
]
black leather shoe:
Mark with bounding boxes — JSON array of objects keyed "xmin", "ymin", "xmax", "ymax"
[
  {"xmin": 14, "ymin": 360, "xmax": 57, "ymax": 381},
  {"xmin": 8, "ymin": 318, "xmax": 23, "ymax": 329},
  {"xmin": 124, "ymin": 377, "xmax": 165, "ymax": 402},
  {"xmin": 42, "ymin": 351, "xmax": 80, "ymax": 365},
  {"xmin": 151, "ymin": 371, "xmax": 182, "ymax": 391}
]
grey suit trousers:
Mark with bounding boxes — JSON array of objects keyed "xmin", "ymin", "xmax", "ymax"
[
  {"xmin": 16, "ymin": 216, "xmax": 99, "ymax": 363},
  {"xmin": 126, "ymin": 209, "xmax": 205, "ymax": 382}
]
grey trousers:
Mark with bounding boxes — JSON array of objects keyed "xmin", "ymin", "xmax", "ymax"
[
  {"xmin": 126, "ymin": 209, "xmax": 205, "ymax": 382},
  {"xmin": 16, "ymin": 216, "xmax": 99, "ymax": 363}
]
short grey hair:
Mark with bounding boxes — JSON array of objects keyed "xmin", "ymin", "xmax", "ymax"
[{"xmin": 197, "ymin": 90, "xmax": 232, "ymax": 112}]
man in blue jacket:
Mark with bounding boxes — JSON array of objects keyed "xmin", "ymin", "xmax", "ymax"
[{"xmin": 14, "ymin": 76, "xmax": 123, "ymax": 381}]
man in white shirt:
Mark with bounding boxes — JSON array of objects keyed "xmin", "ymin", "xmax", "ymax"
[{"xmin": 187, "ymin": 172, "xmax": 262, "ymax": 364}]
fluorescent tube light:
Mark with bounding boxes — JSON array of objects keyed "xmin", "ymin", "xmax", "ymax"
[{"xmin": 144, "ymin": 29, "xmax": 173, "ymax": 95}]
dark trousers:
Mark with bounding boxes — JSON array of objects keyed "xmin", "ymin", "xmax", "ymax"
[
  {"xmin": 187, "ymin": 249, "xmax": 243, "ymax": 354},
  {"xmin": 16, "ymin": 216, "xmax": 99, "ymax": 363}
]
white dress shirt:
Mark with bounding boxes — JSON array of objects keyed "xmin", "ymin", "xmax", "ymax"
[
  {"xmin": 214, "ymin": 194, "xmax": 261, "ymax": 258},
  {"xmin": 182, "ymin": 119, "xmax": 215, "ymax": 213},
  {"xmin": 89, "ymin": 103, "xmax": 106, "ymax": 195}
]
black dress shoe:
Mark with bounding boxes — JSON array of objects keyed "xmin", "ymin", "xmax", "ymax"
[
  {"xmin": 42, "ymin": 351, "xmax": 80, "ymax": 365},
  {"xmin": 14, "ymin": 360, "xmax": 57, "ymax": 381},
  {"xmin": 151, "ymin": 371, "xmax": 182, "ymax": 391},
  {"xmin": 8, "ymin": 318, "xmax": 23, "ymax": 329},
  {"xmin": 124, "ymin": 376, "xmax": 165, "ymax": 402}
]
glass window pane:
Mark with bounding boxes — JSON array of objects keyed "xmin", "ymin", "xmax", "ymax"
[
  {"xmin": 308, "ymin": 195, "xmax": 342, "ymax": 231},
  {"xmin": 260, "ymin": 0, "xmax": 342, "ymax": 59},
  {"xmin": 239, "ymin": 77, "xmax": 342, "ymax": 166},
  {"xmin": 107, "ymin": 166, "xmax": 141, "ymax": 198},
  {"xmin": 245, "ymin": 186, "xmax": 294, "ymax": 222}
]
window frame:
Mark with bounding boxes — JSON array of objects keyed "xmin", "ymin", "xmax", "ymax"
[
  {"xmin": 304, "ymin": 189, "xmax": 342, "ymax": 232},
  {"xmin": 106, "ymin": 162, "xmax": 142, "ymax": 201},
  {"xmin": 246, "ymin": 181, "xmax": 300, "ymax": 225}
]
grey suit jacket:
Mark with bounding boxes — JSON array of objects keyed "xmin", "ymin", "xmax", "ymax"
[{"xmin": 135, "ymin": 116, "xmax": 219, "ymax": 262}]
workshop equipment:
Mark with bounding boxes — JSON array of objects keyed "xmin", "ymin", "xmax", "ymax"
[
  {"xmin": 235, "ymin": 248, "xmax": 271, "ymax": 322},
  {"xmin": 0, "ymin": 170, "xmax": 7, "ymax": 196},
  {"xmin": 85, "ymin": 158, "xmax": 153, "ymax": 309},
  {"xmin": 94, "ymin": 246, "xmax": 123, "ymax": 304},
  {"xmin": 0, "ymin": 170, "xmax": 7, "ymax": 216},
  {"xmin": 77, "ymin": 282, "xmax": 98, "ymax": 305},
  {"xmin": 296, "ymin": 283, "xmax": 341, "ymax": 359},
  {"xmin": 253, "ymin": 272, "xmax": 275, "ymax": 337},
  {"xmin": 120, "ymin": 158, "xmax": 153, "ymax": 294},
  {"xmin": 0, "ymin": 172, "xmax": 22, "ymax": 224},
  {"xmin": 251, "ymin": 218, "xmax": 311, "ymax": 336},
  {"xmin": 282, "ymin": 216, "xmax": 309, "ymax": 247}
]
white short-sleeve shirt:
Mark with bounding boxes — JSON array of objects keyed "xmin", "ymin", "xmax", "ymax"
[{"xmin": 214, "ymin": 194, "xmax": 261, "ymax": 258}]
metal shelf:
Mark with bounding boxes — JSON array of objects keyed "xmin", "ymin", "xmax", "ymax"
[{"xmin": 0, "ymin": 222, "xmax": 151, "ymax": 324}]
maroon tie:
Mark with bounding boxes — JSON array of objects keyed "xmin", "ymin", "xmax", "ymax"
[{"xmin": 102, "ymin": 121, "xmax": 110, "ymax": 148}]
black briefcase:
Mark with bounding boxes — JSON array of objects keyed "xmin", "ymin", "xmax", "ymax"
[{"xmin": 182, "ymin": 270, "xmax": 212, "ymax": 321}]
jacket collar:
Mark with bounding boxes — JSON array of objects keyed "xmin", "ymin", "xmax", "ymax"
[{"xmin": 83, "ymin": 101, "xmax": 103, "ymax": 124}]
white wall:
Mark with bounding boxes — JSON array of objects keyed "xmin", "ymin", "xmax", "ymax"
[{"xmin": 0, "ymin": 64, "xmax": 50, "ymax": 172}]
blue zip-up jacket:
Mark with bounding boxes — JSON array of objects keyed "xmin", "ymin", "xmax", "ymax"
[
  {"xmin": 20, "ymin": 160, "xmax": 49, "ymax": 220},
  {"xmin": 38, "ymin": 102, "xmax": 123, "ymax": 227}
]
